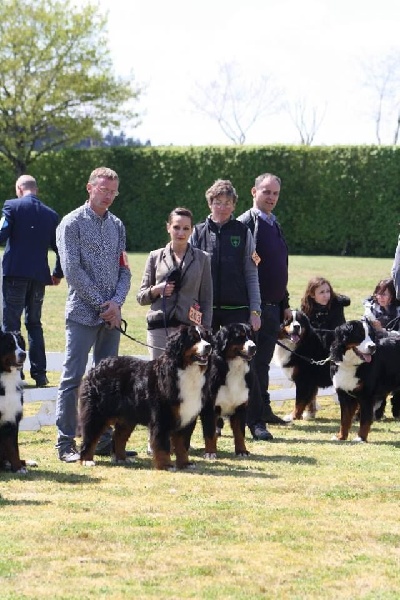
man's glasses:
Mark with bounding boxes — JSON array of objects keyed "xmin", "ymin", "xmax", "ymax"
[
  {"xmin": 213, "ymin": 199, "xmax": 234, "ymax": 208},
  {"xmin": 95, "ymin": 186, "xmax": 119, "ymax": 197}
]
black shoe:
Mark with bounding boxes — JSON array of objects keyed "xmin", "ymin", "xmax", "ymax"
[
  {"xmin": 392, "ymin": 406, "xmax": 400, "ymax": 418},
  {"xmin": 391, "ymin": 393, "xmax": 400, "ymax": 418},
  {"xmin": 95, "ymin": 440, "xmax": 137, "ymax": 457},
  {"xmin": 250, "ymin": 423, "xmax": 273, "ymax": 441},
  {"xmin": 35, "ymin": 376, "xmax": 49, "ymax": 388},
  {"xmin": 264, "ymin": 405, "xmax": 287, "ymax": 425}
]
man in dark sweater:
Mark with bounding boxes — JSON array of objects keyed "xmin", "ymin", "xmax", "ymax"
[{"xmin": 238, "ymin": 172, "xmax": 291, "ymax": 426}]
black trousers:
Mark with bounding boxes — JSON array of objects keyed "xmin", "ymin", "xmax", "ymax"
[
  {"xmin": 212, "ymin": 307, "xmax": 267, "ymax": 428},
  {"xmin": 252, "ymin": 303, "xmax": 281, "ymax": 405}
]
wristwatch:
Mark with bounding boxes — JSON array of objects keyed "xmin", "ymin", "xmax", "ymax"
[{"xmin": 251, "ymin": 310, "xmax": 261, "ymax": 317}]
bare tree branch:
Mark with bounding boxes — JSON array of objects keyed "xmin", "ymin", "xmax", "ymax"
[
  {"xmin": 190, "ymin": 61, "xmax": 282, "ymax": 144},
  {"xmin": 286, "ymin": 98, "xmax": 327, "ymax": 145},
  {"xmin": 360, "ymin": 50, "xmax": 400, "ymax": 145}
]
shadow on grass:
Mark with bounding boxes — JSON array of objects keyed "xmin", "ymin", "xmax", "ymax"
[
  {"xmin": 0, "ymin": 497, "xmax": 51, "ymax": 507},
  {"xmin": 20, "ymin": 435, "xmax": 54, "ymax": 447},
  {"xmin": 87, "ymin": 454, "xmax": 283, "ymax": 478},
  {"xmin": 0, "ymin": 469, "xmax": 102, "ymax": 484}
]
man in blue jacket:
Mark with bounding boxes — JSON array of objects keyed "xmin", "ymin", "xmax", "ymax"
[{"xmin": 0, "ymin": 174, "xmax": 63, "ymax": 386}]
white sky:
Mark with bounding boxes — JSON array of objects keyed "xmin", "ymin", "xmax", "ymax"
[{"xmin": 86, "ymin": 0, "xmax": 400, "ymax": 145}]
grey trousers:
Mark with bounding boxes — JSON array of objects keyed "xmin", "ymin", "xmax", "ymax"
[{"xmin": 55, "ymin": 319, "xmax": 120, "ymax": 452}]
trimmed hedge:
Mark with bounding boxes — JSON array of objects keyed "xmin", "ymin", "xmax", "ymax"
[{"xmin": 0, "ymin": 145, "xmax": 399, "ymax": 256}]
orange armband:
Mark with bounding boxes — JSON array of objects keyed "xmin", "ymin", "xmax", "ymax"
[{"xmin": 119, "ymin": 251, "xmax": 130, "ymax": 269}]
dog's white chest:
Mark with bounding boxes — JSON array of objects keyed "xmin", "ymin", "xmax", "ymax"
[
  {"xmin": 333, "ymin": 360, "xmax": 360, "ymax": 393},
  {"xmin": 273, "ymin": 344, "xmax": 295, "ymax": 380},
  {"xmin": 215, "ymin": 358, "xmax": 250, "ymax": 416},
  {"xmin": 178, "ymin": 365, "xmax": 205, "ymax": 427},
  {"xmin": 0, "ymin": 372, "xmax": 23, "ymax": 425}
]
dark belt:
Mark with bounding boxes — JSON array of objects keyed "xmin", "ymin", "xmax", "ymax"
[{"xmin": 262, "ymin": 302, "xmax": 280, "ymax": 307}]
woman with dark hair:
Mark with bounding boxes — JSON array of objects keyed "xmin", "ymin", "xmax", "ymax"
[
  {"xmin": 299, "ymin": 276, "xmax": 351, "ymax": 420},
  {"xmin": 363, "ymin": 277, "xmax": 400, "ymax": 419},
  {"xmin": 363, "ymin": 277, "xmax": 400, "ymax": 330},
  {"xmin": 301, "ymin": 276, "xmax": 350, "ymax": 332},
  {"xmin": 137, "ymin": 207, "xmax": 213, "ymax": 358}
]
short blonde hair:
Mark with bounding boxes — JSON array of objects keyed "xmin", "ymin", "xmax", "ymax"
[{"xmin": 88, "ymin": 167, "xmax": 119, "ymax": 184}]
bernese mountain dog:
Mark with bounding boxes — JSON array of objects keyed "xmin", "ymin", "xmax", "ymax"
[
  {"xmin": 188, "ymin": 322, "xmax": 256, "ymax": 458},
  {"xmin": 273, "ymin": 310, "xmax": 334, "ymax": 422},
  {"xmin": 79, "ymin": 325, "xmax": 212, "ymax": 470},
  {"xmin": 331, "ymin": 319, "xmax": 400, "ymax": 442},
  {"xmin": 0, "ymin": 331, "xmax": 27, "ymax": 473}
]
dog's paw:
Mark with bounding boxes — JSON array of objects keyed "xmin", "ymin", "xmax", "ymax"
[
  {"xmin": 203, "ymin": 452, "xmax": 217, "ymax": 460},
  {"xmin": 15, "ymin": 466, "xmax": 28, "ymax": 474},
  {"xmin": 283, "ymin": 413, "xmax": 294, "ymax": 423},
  {"xmin": 25, "ymin": 460, "xmax": 38, "ymax": 467},
  {"xmin": 235, "ymin": 450, "xmax": 250, "ymax": 457},
  {"xmin": 302, "ymin": 411, "xmax": 316, "ymax": 421},
  {"xmin": 177, "ymin": 462, "xmax": 196, "ymax": 470},
  {"xmin": 352, "ymin": 436, "xmax": 366, "ymax": 443},
  {"xmin": 81, "ymin": 460, "xmax": 96, "ymax": 467},
  {"xmin": 331, "ymin": 435, "xmax": 344, "ymax": 442}
]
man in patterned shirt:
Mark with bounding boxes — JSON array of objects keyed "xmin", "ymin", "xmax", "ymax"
[{"xmin": 55, "ymin": 167, "xmax": 131, "ymax": 462}]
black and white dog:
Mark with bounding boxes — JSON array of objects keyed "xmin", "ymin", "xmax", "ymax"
[
  {"xmin": 273, "ymin": 310, "xmax": 334, "ymax": 422},
  {"xmin": 0, "ymin": 331, "xmax": 27, "ymax": 473},
  {"xmin": 79, "ymin": 325, "xmax": 212, "ymax": 470},
  {"xmin": 330, "ymin": 319, "xmax": 400, "ymax": 441},
  {"xmin": 185, "ymin": 323, "xmax": 256, "ymax": 458}
]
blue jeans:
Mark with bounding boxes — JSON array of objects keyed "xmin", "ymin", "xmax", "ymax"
[
  {"xmin": 55, "ymin": 319, "xmax": 120, "ymax": 453},
  {"xmin": 2, "ymin": 276, "xmax": 46, "ymax": 380}
]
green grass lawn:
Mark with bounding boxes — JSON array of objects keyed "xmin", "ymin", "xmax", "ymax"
[
  {"xmin": 1, "ymin": 254, "xmax": 400, "ymax": 600},
  {"xmin": 41, "ymin": 253, "xmax": 395, "ymax": 357}
]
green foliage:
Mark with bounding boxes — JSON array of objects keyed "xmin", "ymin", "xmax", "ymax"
[
  {"xmin": 0, "ymin": 144, "xmax": 399, "ymax": 256},
  {"xmin": 0, "ymin": 0, "xmax": 140, "ymax": 175}
]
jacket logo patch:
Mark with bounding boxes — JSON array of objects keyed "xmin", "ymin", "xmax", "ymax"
[{"xmin": 230, "ymin": 236, "xmax": 241, "ymax": 248}]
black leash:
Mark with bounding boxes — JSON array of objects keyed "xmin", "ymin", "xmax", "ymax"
[
  {"xmin": 117, "ymin": 319, "xmax": 165, "ymax": 352},
  {"xmin": 276, "ymin": 339, "xmax": 332, "ymax": 366}
]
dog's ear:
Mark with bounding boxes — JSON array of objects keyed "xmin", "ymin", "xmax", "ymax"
[
  {"xmin": 283, "ymin": 315, "xmax": 292, "ymax": 326},
  {"xmin": 215, "ymin": 326, "xmax": 229, "ymax": 353},
  {"xmin": 330, "ymin": 325, "xmax": 347, "ymax": 363},
  {"xmin": 330, "ymin": 340, "xmax": 344, "ymax": 363},
  {"xmin": 165, "ymin": 326, "xmax": 185, "ymax": 360},
  {"xmin": 245, "ymin": 323, "xmax": 255, "ymax": 342},
  {"xmin": 301, "ymin": 312, "xmax": 311, "ymax": 327}
]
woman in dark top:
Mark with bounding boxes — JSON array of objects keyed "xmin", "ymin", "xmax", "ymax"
[
  {"xmin": 363, "ymin": 277, "xmax": 400, "ymax": 330},
  {"xmin": 301, "ymin": 276, "xmax": 350, "ymax": 332},
  {"xmin": 299, "ymin": 276, "xmax": 351, "ymax": 420},
  {"xmin": 363, "ymin": 277, "xmax": 400, "ymax": 419}
]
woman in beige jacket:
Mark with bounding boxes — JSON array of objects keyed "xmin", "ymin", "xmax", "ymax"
[{"xmin": 137, "ymin": 207, "xmax": 213, "ymax": 358}]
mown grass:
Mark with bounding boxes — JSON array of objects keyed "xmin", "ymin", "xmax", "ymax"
[{"xmin": 1, "ymin": 254, "xmax": 400, "ymax": 600}]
